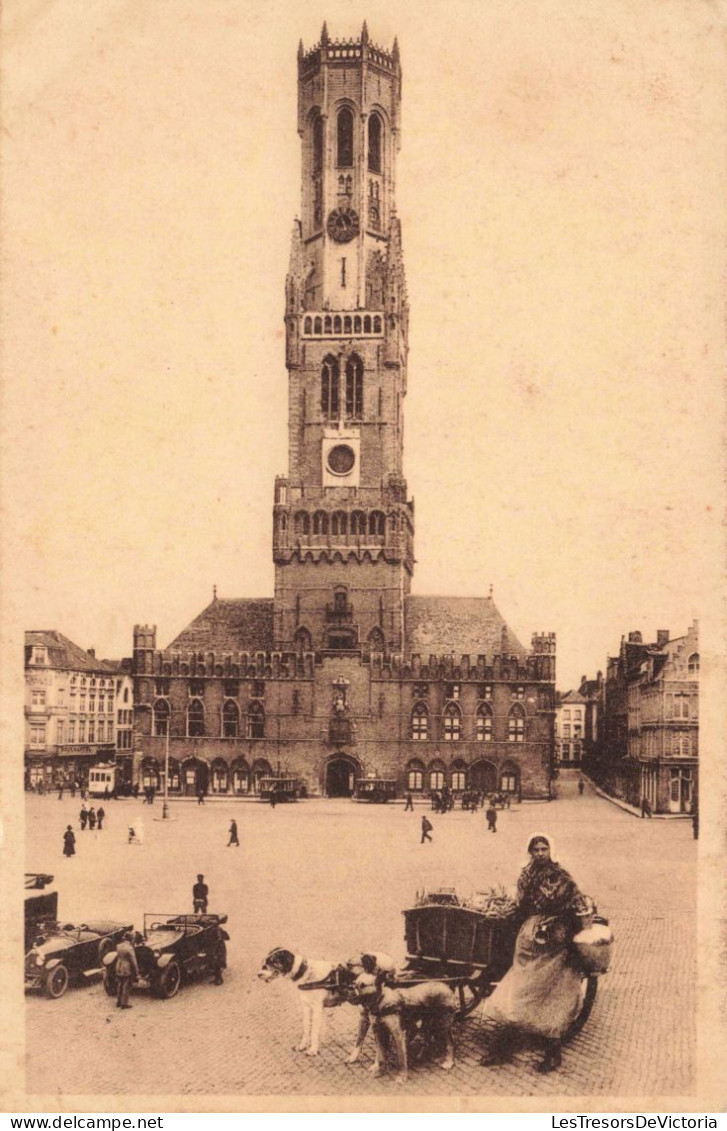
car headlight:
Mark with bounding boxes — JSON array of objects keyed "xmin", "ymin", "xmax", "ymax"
[
  {"xmin": 34, "ymin": 954, "xmax": 45, "ymax": 967},
  {"xmin": 153, "ymin": 950, "xmax": 161, "ymax": 958}
]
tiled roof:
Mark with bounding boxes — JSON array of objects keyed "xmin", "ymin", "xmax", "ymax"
[
  {"xmin": 404, "ymin": 595, "xmax": 526, "ymax": 658},
  {"xmin": 166, "ymin": 599, "xmax": 275, "ymax": 653},
  {"xmin": 25, "ymin": 631, "xmax": 118, "ymax": 673},
  {"xmin": 559, "ymin": 688, "xmax": 588, "ymax": 704}
]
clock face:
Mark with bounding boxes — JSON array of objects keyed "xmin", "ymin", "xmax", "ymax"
[
  {"xmin": 327, "ymin": 207, "xmax": 360, "ymax": 243},
  {"xmin": 327, "ymin": 444, "xmax": 356, "ymax": 475}
]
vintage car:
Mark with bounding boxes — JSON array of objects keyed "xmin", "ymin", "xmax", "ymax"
[
  {"xmin": 25, "ymin": 917, "xmax": 133, "ymax": 999},
  {"xmin": 103, "ymin": 913, "xmax": 229, "ymax": 999}
]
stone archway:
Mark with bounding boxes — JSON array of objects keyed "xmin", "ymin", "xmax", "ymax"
[
  {"xmin": 470, "ymin": 759, "xmax": 498, "ymax": 794},
  {"xmin": 324, "ymin": 753, "xmax": 360, "ymax": 797},
  {"xmin": 181, "ymin": 758, "xmax": 209, "ymax": 796}
]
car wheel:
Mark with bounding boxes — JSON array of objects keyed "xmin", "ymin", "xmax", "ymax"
[
  {"xmin": 155, "ymin": 961, "xmax": 181, "ymax": 999},
  {"xmin": 102, "ymin": 967, "xmax": 117, "ymax": 997},
  {"xmin": 45, "ymin": 964, "xmax": 69, "ymax": 999},
  {"xmin": 98, "ymin": 938, "xmax": 114, "ymax": 964}
]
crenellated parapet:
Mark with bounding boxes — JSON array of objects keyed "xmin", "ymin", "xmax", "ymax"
[{"xmin": 133, "ymin": 648, "xmax": 317, "ymax": 682}]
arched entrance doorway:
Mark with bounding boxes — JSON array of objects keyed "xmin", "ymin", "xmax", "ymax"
[
  {"xmin": 324, "ymin": 753, "xmax": 359, "ymax": 797},
  {"xmin": 181, "ymin": 758, "xmax": 209, "ymax": 796},
  {"xmin": 471, "ymin": 759, "xmax": 497, "ymax": 794}
]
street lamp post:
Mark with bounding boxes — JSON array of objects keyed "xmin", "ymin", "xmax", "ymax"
[{"xmin": 162, "ymin": 720, "xmax": 170, "ymax": 820}]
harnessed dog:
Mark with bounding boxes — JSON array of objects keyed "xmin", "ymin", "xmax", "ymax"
[{"xmin": 350, "ymin": 972, "xmax": 456, "ymax": 1083}]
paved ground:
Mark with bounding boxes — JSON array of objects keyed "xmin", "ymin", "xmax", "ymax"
[{"xmin": 25, "ymin": 772, "xmax": 696, "ymax": 1098}]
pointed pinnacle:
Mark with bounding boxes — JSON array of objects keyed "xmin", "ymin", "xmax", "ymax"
[
  {"xmin": 298, "ymin": 39, "xmax": 304, "ymax": 60},
  {"xmin": 361, "ymin": 20, "xmax": 369, "ymax": 44},
  {"xmin": 392, "ymin": 36, "xmax": 400, "ymax": 61},
  {"xmin": 320, "ymin": 21, "xmax": 329, "ymax": 46}
]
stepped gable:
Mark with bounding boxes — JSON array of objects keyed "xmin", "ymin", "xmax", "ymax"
[
  {"xmin": 25, "ymin": 630, "xmax": 117, "ymax": 673},
  {"xmin": 404, "ymin": 595, "xmax": 526, "ymax": 658},
  {"xmin": 166, "ymin": 599, "xmax": 274, "ymax": 654}
]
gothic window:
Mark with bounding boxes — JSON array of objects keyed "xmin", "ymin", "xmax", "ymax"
[
  {"xmin": 354, "ymin": 315, "xmax": 362, "ymax": 334},
  {"xmin": 476, "ymin": 705, "xmax": 493, "ymax": 741},
  {"xmin": 312, "ymin": 112, "xmax": 323, "ymax": 175},
  {"xmin": 451, "ymin": 770, "xmax": 467, "ymax": 792},
  {"xmin": 222, "ymin": 700, "xmax": 239, "ymax": 738},
  {"xmin": 368, "ymin": 113, "xmax": 382, "ymax": 172},
  {"xmin": 324, "ymin": 315, "xmax": 332, "ymax": 334},
  {"xmin": 331, "ymin": 511, "xmax": 348, "ymax": 535},
  {"xmin": 411, "ymin": 703, "xmax": 428, "ymax": 741},
  {"xmin": 247, "ymin": 701, "xmax": 265, "ymax": 739},
  {"xmin": 313, "ymin": 511, "xmax": 329, "ymax": 535},
  {"xmin": 445, "ymin": 683, "xmax": 461, "ymax": 700},
  {"xmin": 345, "ymin": 354, "xmax": 364, "ymax": 418},
  {"xmin": 314, "ymin": 317, "xmax": 322, "ymax": 334},
  {"xmin": 187, "ymin": 699, "xmax": 205, "ymax": 738},
  {"xmin": 294, "ymin": 627, "xmax": 312, "ymax": 653},
  {"xmin": 373, "ymin": 315, "xmax": 382, "ymax": 333},
  {"xmin": 369, "ymin": 511, "xmax": 385, "ymax": 536},
  {"xmin": 337, "ymin": 107, "xmax": 353, "ymax": 167},
  {"xmin": 321, "ymin": 355, "xmax": 340, "ymax": 419},
  {"xmin": 443, "ymin": 703, "xmax": 462, "ymax": 741},
  {"xmin": 189, "ymin": 679, "xmax": 204, "ymax": 697},
  {"xmin": 407, "ymin": 759, "xmax": 424, "ymax": 791},
  {"xmin": 508, "ymin": 705, "xmax": 525, "ymax": 742},
  {"xmin": 364, "ymin": 315, "xmax": 372, "ymax": 333},
  {"xmin": 294, "ymin": 511, "xmax": 310, "ymax": 535},
  {"xmin": 368, "ymin": 627, "xmax": 385, "ymax": 651},
  {"xmin": 153, "ymin": 699, "xmax": 170, "ymax": 737},
  {"xmin": 334, "ymin": 315, "xmax": 342, "ymax": 334},
  {"xmin": 350, "ymin": 510, "xmax": 366, "ymax": 535},
  {"xmin": 429, "ymin": 769, "xmax": 445, "ymax": 791},
  {"xmin": 304, "ymin": 316, "xmax": 312, "ymax": 334},
  {"xmin": 344, "ymin": 315, "xmax": 352, "ymax": 334},
  {"xmin": 687, "ymin": 653, "xmax": 699, "ymax": 674}
]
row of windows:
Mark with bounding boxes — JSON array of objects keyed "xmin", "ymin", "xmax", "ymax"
[
  {"xmin": 28, "ymin": 720, "xmax": 118, "ymax": 746},
  {"xmin": 292, "ymin": 510, "xmax": 386, "ymax": 537},
  {"xmin": 405, "ymin": 768, "xmax": 520, "ymax": 793},
  {"xmin": 153, "ymin": 700, "xmax": 266, "ymax": 740},
  {"xmin": 303, "ymin": 314, "xmax": 383, "ymax": 337},
  {"xmin": 411, "ymin": 703, "xmax": 527, "ymax": 742},
  {"xmin": 154, "ymin": 679, "xmax": 265, "ymax": 698},
  {"xmin": 312, "ymin": 109, "xmax": 383, "ymax": 175},
  {"xmin": 414, "ymin": 683, "xmax": 525, "ymax": 701}
]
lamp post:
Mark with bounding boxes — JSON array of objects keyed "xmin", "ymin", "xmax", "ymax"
[{"xmin": 162, "ymin": 718, "xmax": 170, "ymax": 820}]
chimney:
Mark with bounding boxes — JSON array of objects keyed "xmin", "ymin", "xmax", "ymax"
[
  {"xmin": 87, "ymin": 648, "xmax": 95, "ymax": 658},
  {"xmin": 656, "ymin": 630, "xmax": 669, "ymax": 647}
]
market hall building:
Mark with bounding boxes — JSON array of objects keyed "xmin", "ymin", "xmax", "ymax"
[{"xmin": 131, "ymin": 25, "xmax": 557, "ymax": 801}]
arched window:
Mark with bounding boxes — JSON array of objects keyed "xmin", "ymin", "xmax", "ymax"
[
  {"xmin": 222, "ymin": 700, "xmax": 239, "ymax": 738},
  {"xmin": 368, "ymin": 113, "xmax": 382, "ymax": 172},
  {"xmin": 354, "ymin": 315, "xmax": 362, "ymax": 334},
  {"xmin": 443, "ymin": 703, "xmax": 462, "ymax": 741},
  {"xmin": 331, "ymin": 511, "xmax": 348, "ymax": 535},
  {"xmin": 334, "ymin": 315, "xmax": 342, "ymax": 334},
  {"xmin": 344, "ymin": 315, "xmax": 352, "ymax": 334},
  {"xmin": 369, "ymin": 511, "xmax": 385, "ymax": 536},
  {"xmin": 429, "ymin": 768, "xmax": 445, "ymax": 791},
  {"xmin": 364, "ymin": 315, "xmax": 372, "ymax": 333},
  {"xmin": 304, "ymin": 316, "xmax": 312, "ymax": 334},
  {"xmin": 411, "ymin": 703, "xmax": 428, "ymax": 741},
  {"xmin": 345, "ymin": 354, "xmax": 364, "ymax": 418},
  {"xmin": 407, "ymin": 759, "xmax": 424, "ymax": 791},
  {"xmin": 294, "ymin": 511, "xmax": 310, "ymax": 535},
  {"xmin": 247, "ymin": 702, "xmax": 265, "ymax": 739},
  {"xmin": 312, "ymin": 112, "xmax": 323, "ymax": 175},
  {"xmin": 476, "ymin": 705, "xmax": 493, "ymax": 742},
  {"xmin": 451, "ymin": 768, "xmax": 467, "ymax": 791},
  {"xmin": 321, "ymin": 355, "xmax": 340, "ymax": 419},
  {"xmin": 508, "ymin": 705, "xmax": 525, "ymax": 742},
  {"xmin": 687, "ymin": 653, "xmax": 699, "ymax": 675},
  {"xmin": 313, "ymin": 511, "xmax": 329, "ymax": 535},
  {"xmin": 153, "ymin": 699, "xmax": 170, "ymax": 737},
  {"xmin": 337, "ymin": 107, "xmax": 353, "ymax": 167},
  {"xmin": 187, "ymin": 698, "xmax": 205, "ymax": 738},
  {"xmin": 314, "ymin": 316, "xmax": 322, "ymax": 334},
  {"xmin": 294, "ymin": 627, "xmax": 312, "ymax": 653},
  {"xmin": 368, "ymin": 627, "xmax": 385, "ymax": 652},
  {"xmin": 373, "ymin": 315, "xmax": 382, "ymax": 333}
]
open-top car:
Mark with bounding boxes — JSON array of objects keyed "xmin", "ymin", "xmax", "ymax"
[
  {"xmin": 25, "ymin": 917, "xmax": 132, "ymax": 999},
  {"xmin": 102, "ymin": 913, "xmax": 229, "ymax": 1000}
]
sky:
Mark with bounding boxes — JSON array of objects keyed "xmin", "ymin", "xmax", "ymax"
[{"xmin": 2, "ymin": 0, "xmax": 724, "ymax": 690}]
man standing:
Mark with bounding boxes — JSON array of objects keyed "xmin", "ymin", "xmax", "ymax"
[
  {"xmin": 486, "ymin": 804, "xmax": 498, "ymax": 833},
  {"xmin": 578, "ymin": 779, "xmax": 585, "ymax": 796},
  {"xmin": 208, "ymin": 923, "xmax": 230, "ymax": 985},
  {"xmin": 641, "ymin": 796, "xmax": 652, "ymax": 819},
  {"xmin": 193, "ymin": 874, "xmax": 209, "ymax": 913},
  {"xmin": 114, "ymin": 931, "xmax": 139, "ymax": 1009},
  {"xmin": 227, "ymin": 819, "xmax": 239, "ymax": 847},
  {"xmin": 404, "ymin": 791, "xmax": 414, "ymax": 812},
  {"xmin": 97, "ymin": 806, "xmax": 105, "ymax": 830},
  {"xmin": 420, "ymin": 815, "xmax": 433, "ymax": 844},
  {"xmin": 88, "ymin": 807, "xmax": 97, "ymax": 830},
  {"xmin": 79, "ymin": 805, "xmax": 88, "ymax": 830}
]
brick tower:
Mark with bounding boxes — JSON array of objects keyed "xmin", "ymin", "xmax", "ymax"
[{"xmin": 272, "ymin": 22, "xmax": 413, "ymax": 656}]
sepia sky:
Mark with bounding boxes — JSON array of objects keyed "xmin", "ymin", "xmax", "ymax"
[{"xmin": 2, "ymin": 0, "xmax": 723, "ymax": 690}]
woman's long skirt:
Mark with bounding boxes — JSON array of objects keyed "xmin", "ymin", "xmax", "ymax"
[{"xmin": 480, "ymin": 914, "xmax": 584, "ymax": 1039}]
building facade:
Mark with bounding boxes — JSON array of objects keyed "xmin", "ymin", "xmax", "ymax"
[
  {"xmin": 555, "ymin": 689, "xmax": 586, "ymax": 767},
  {"xmin": 131, "ymin": 25, "xmax": 557, "ymax": 801},
  {"xmin": 24, "ymin": 631, "xmax": 124, "ymax": 788}
]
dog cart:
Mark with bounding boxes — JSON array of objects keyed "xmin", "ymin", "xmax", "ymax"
[{"xmin": 399, "ymin": 889, "xmax": 606, "ymax": 1038}]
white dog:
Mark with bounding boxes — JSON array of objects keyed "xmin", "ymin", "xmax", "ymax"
[{"xmin": 257, "ymin": 947, "xmax": 340, "ymax": 1056}]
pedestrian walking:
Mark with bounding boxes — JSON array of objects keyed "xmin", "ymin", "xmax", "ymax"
[
  {"xmin": 420, "ymin": 815, "xmax": 433, "ymax": 844},
  {"xmin": 197, "ymin": 789, "xmax": 205, "ymax": 805},
  {"xmin": 62, "ymin": 825, "xmax": 76, "ymax": 857},
  {"xmin": 227, "ymin": 819, "xmax": 239, "ymax": 847},
  {"xmin": 128, "ymin": 826, "xmax": 138, "ymax": 844},
  {"xmin": 70, "ymin": 782, "xmax": 76, "ymax": 798},
  {"xmin": 88, "ymin": 807, "xmax": 97, "ymax": 830},
  {"xmin": 404, "ymin": 791, "xmax": 414, "ymax": 811},
  {"xmin": 103, "ymin": 785, "xmax": 110, "ymax": 800},
  {"xmin": 114, "ymin": 931, "xmax": 139, "ymax": 1008},
  {"xmin": 193, "ymin": 874, "xmax": 209, "ymax": 913},
  {"xmin": 58, "ymin": 784, "xmax": 64, "ymax": 800},
  {"xmin": 97, "ymin": 806, "xmax": 105, "ymax": 830},
  {"xmin": 641, "ymin": 797, "xmax": 652, "ymax": 819},
  {"xmin": 578, "ymin": 779, "xmax": 585, "ymax": 796},
  {"xmin": 486, "ymin": 804, "xmax": 498, "ymax": 833},
  {"xmin": 79, "ymin": 805, "xmax": 88, "ymax": 830},
  {"xmin": 81, "ymin": 787, "xmax": 87, "ymax": 802}
]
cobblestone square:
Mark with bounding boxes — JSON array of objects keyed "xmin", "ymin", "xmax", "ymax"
[{"xmin": 25, "ymin": 773, "xmax": 696, "ymax": 1098}]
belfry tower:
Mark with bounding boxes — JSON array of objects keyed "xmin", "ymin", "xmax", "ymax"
[{"xmin": 273, "ymin": 23, "xmax": 413, "ymax": 655}]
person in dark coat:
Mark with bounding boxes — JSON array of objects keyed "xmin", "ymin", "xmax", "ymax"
[
  {"xmin": 641, "ymin": 797, "xmax": 652, "ymax": 819},
  {"xmin": 58, "ymin": 784, "xmax": 64, "ymax": 800},
  {"xmin": 578, "ymin": 779, "xmax": 585, "ymax": 796},
  {"xmin": 227, "ymin": 819, "xmax": 239, "ymax": 847},
  {"xmin": 420, "ymin": 815, "xmax": 433, "ymax": 844},
  {"xmin": 63, "ymin": 826, "xmax": 76, "ymax": 857},
  {"xmin": 79, "ymin": 806, "xmax": 88, "ymax": 830},
  {"xmin": 114, "ymin": 931, "xmax": 139, "ymax": 1008},
  {"xmin": 208, "ymin": 924, "xmax": 230, "ymax": 985},
  {"xmin": 193, "ymin": 874, "xmax": 209, "ymax": 913},
  {"xmin": 97, "ymin": 807, "xmax": 105, "ymax": 830},
  {"xmin": 88, "ymin": 807, "xmax": 97, "ymax": 830},
  {"xmin": 486, "ymin": 805, "xmax": 498, "ymax": 833},
  {"xmin": 404, "ymin": 792, "xmax": 414, "ymax": 811}
]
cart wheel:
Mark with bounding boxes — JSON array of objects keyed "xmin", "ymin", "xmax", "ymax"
[
  {"xmin": 564, "ymin": 973, "xmax": 598, "ymax": 1040},
  {"xmin": 455, "ymin": 974, "xmax": 491, "ymax": 1019}
]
